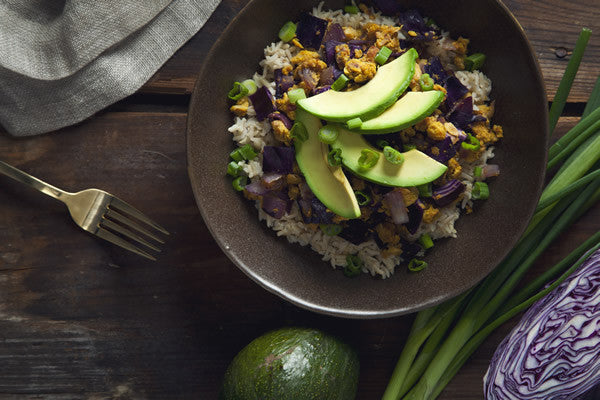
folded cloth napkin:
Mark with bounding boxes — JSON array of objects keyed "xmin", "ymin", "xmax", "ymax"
[{"xmin": 0, "ymin": 0, "xmax": 221, "ymax": 136}]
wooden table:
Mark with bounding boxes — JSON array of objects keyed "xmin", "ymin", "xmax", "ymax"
[{"xmin": 0, "ymin": 1, "xmax": 599, "ymax": 398}]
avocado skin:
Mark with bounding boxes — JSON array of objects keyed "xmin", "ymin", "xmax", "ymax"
[{"xmin": 220, "ymin": 327, "xmax": 360, "ymax": 400}]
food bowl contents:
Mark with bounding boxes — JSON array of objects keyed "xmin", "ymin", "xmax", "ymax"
[
  {"xmin": 220, "ymin": 327, "xmax": 359, "ymax": 400},
  {"xmin": 226, "ymin": 2, "xmax": 503, "ymax": 278}
]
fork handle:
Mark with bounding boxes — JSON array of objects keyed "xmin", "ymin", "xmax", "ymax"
[{"xmin": 0, "ymin": 160, "xmax": 69, "ymax": 201}]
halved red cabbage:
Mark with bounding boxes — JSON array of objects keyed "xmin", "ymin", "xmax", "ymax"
[
  {"xmin": 268, "ymin": 111, "xmax": 292, "ymax": 130},
  {"xmin": 484, "ymin": 249, "xmax": 600, "ymax": 400},
  {"xmin": 248, "ymin": 86, "xmax": 276, "ymax": 121},
  {"xmin": 296, "ymin": 13, "xmax": 328, "ymax": 50},
  {"xmin": 406, "ymin": 199, "xmax": 426, "ymax": 234},
  {"xmin": 432, "ymin": 179, "xmax": 465, "ymax": 207},
  {"xmin": 262, "ymin": 146, "xmax": 295, "ymax": 175}
]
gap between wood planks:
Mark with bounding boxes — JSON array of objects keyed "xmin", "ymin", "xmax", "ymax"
[{"xmin": 105, "ymin": 93, "xmax": 190, "ymax": 114}]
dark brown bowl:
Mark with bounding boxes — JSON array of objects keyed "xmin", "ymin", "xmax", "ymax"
[{"xmin": 187, "ymin": 0, "xmax": 548, "ymax": 318}]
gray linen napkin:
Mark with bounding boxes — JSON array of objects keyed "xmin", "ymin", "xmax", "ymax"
[{"xmin": 0, "ymin": 0, "xmax": 221, "ymax": 136}]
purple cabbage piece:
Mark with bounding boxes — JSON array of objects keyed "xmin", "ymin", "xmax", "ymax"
[
  {"xmin": 262, "ymin": 146, "xmax": 295, "ymax": 175},
  {"xmin": 427, "ymin": 135, "xmax": 457, "ymax": 164},
  {"xmin": 323, "ymin": 22, "xmax": 345, "ymax": 43},
  {"xmin": 432, "ymin": 179, "xmax": 465, "ymax": 207},
  {"xmin": 484, "ymin": 249, "xmax": 600, "ymax": 400},
  {"xmin": 274, "ymin": 69, "xmax": 295, "ymax": 98},
  {"xmin": 298, "ymin": 196, "xmax": 334, "ymax": 224},
  {"xmin": 405, "ymin": 200, "xmax": 425, "ymax": 234},
  {"xmin": 444, "ymin": 76, "xmax": 469, "ymax": 107},
  {"xmin": 446, "ymin": 96, "xmax": 474, "ymax": 130},
  {"xmin": 372, "ymin": 0, "xmax": 402, "ymax": 15},
  {"xmin": 268, "ymin": 112, "xmax": 292, "ymax": 130},
  {"xmin": 249, "ymin": 86, "xmax": 276, "ymax": 121},
  {"xmin": 314, "ymin": 85, "xmax": 332, "ymax": 95},
  {"xmin": 324, "ymin": 41, "xmax": 362, "ymax": 67},
  {"xmin": 298, "ymin": 68, "xmax": 318, "ymax": 93},
  {"xmin": 422, "ymin": 57, "xmax": 448, "ymax": 84},
  {"xmin": 262, "ymin": 191, "xmax": 291, "ymax": 219},
  {"xmin": 296, "ymin": 12, "xmax": 329, "ymax": 50},
  {"xmin": 244, "ymin": 181, "xmax": 268, "ymax": 197},
  {"xmin": 401, "ymin": 240, "xmax": 422, "ymax": 260},
  {"xmin": 319, "ymin": 65, "xmax": 336, "ymax": 86},
  {"xmin": 339, "ymin": 219, "xmax": 373, "ymax": 245},
  {"xmin": 398, "ymin": 9, "xmax": 437, "ymax": 41}
]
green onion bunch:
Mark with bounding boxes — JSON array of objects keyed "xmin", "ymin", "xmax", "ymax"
[{"xmin": 383, "ymin": 27, "xmax": 600, "ymax": 400}]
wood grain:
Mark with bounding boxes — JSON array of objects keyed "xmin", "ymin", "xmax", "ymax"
[
  {"xmin": 0, "ymin": 112, "xmax": 597, "ymax": 399},
  {"xmin": 1, "ymin": 0, "xmax": 599, "ymax": 398},
  {"xmin": 142, "ymin": 0, "xmax": 600, "ymax": 102}
]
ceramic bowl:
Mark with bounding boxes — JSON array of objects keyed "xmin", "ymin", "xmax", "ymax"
[{"xmin": 187, "ymin": 0, "xmax": 548, "ymax": 318}]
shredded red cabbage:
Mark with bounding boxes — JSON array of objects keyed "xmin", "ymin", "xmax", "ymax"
[
  {"xmin": 432, "ymin": 179, "xmax": 465, "ymax": 207},
  {"xmin": 484, "ymin": 249, "xmax": 600, "ymax": 400},
  {"xmin": 248, "ymin": 86, "xmax": 276, "ymax": 121},
  {"xmin": 296, "ymin": 13, "xmax": 328, "ymax": 50}
]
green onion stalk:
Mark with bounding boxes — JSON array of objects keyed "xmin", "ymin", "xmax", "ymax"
[{"xmin": 383, "ymin": 29, "xmax": 600, "ymax": 400}]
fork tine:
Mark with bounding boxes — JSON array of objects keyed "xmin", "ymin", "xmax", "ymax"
[
  {"xmin": 105, "ymin": 209, "xmax": 165, "ymax": 244},
  {"xmin": 100, "ymin": 218, "xmax": 161, "ymax": 252},
  {"xmin": 108, "ymin": 197, "xmax": 169, "ymax": 235},
  {"xmin": 95, "ymin": 227, "xmax": 156, "ymax": 261}
]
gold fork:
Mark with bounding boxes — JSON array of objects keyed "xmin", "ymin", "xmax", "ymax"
[{"xmin": 0, "ymin": 160, "xmax": 168, "ymax": 260}]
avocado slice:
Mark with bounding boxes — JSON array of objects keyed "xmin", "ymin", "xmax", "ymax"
[
  {"xmin": 294, "ymin": 109, "xmax": 361, "ymax": 219},
  {"xmin": 354, "ymin": 90, "xmax": 445, "ymax": 135},
  {"xmin": 296, "ymin": 48, "xmax": 418, "ymax": 123},
  {"xmin": 331, "ymin": 128, "xmax": 447, "ymax": 187}
]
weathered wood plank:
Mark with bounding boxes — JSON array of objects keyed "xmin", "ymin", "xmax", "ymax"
[
  {"xmin": 0, "ymin": 112, "xmax": 596, "ymax": 398},
  {"xmin": 141, "ymin": 0, "xmax": 600, "ymax": 102}
]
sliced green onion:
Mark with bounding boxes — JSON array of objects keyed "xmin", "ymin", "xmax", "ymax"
[
  {"xmin": 318, "ymin": 125, "xmax": 339, "ymax": 144},
  {"xmin": 471, "ymin": 181, "xmax": 489, "ymax": 200},
  {"xmin": 232, "ymin": 175, "xmax": 247, "ymax": 191},
  {"xmin": 417, "ymin": 183, "xmax": 432, "ymax": 197},
  {"xmin": 548, "ymin": 28, "xmax": 592, "ymax": 134},
  {"xmin": 419, "ymin": 73, "xmax": 434, "ymax": 91},
  {"xmin": 419, "ymin": 234, "xmax": 434, "ymax": 250},
  {"xmin": 376, "ymin": 139, "xmax": 390, "ymax": 149},
  {"xmin": 375, "ymin": 46, "xmax": 392, "ymax": 65},
  {"xmin": 227, "ymin": 161, "xmax": 242, "ymax": 177},
  {"xmin": 278, "ymin": 21, "xmax": 297, "ymax": 42},
  {"xmin": 473, "ymin": 166, "xmax": 483, "ymax": 178},
  {"xmin": 290, "ymin": 121, "xmax": 308, "ymax": 142},
  {"xmin": 461, "ymin": 133, "xmax": 480, "ymax": 151},
  {"xmin": 344, "ymin": 254, "xmax": 363, "ymax": 277},
  {"xmin": 464, "ymin": 53, "xmax": 486, "ymax": 71},
  {"xmin": 346, "ymin": 117, "xmax": 363, "ymax": 130},
  {"xmin": 320, "ymin": 224, "xmax": 343, "ymax": 236},
  {"xmin": 354, "ymin": 190, "xmax": 371, "ymax": 206},
  {"xmin": 344, "ymin": 4, "xmax": 359, "ymax": 14},
  {"xmin": 383, "ymin": 146, "xmax": 405, "ymax": 165},
  {"xmin": 327, "ymin": 148, "xmax": 342, "ymax": 167},
  {"xmin": 408, "ymin": 258, "xmax": 428, "ymax": 272},
  {"xmin": 288, "ymin": 88, "xmax": 306, "ymax": 104},
  {"xmin": 332, "ymin": 74, "xmax": 350, "ymax": 91},
  {"xmin": 403, "ymin": 144, "xmax": 417, "ymax": 152},
  {"xmin": 241, "ymin": 79, "xmax": 257, "ymax": 95},
  {"xmin": 358, "ymin": 148, "xmax": 380, "ymax": 170},
  {"xmin": 227, "ymin": 81, "xmax": 249, "ymax": 101},
  {"xmin": 239, "ymin": 144, "xmax": 257, "ymax": 160},
  {"xmin": 229, "ymin": 148, "xmax": 244, "ymax": 162}
]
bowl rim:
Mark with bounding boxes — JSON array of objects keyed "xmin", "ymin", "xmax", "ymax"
[{"xmin": 186, "ymin": 0, "xmax": 549, "ymax": 318}]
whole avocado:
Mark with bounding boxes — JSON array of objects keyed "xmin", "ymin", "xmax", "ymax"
[{"xmin": 220, "ymin": 327, "xmax": 360, "ymax": 400}]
